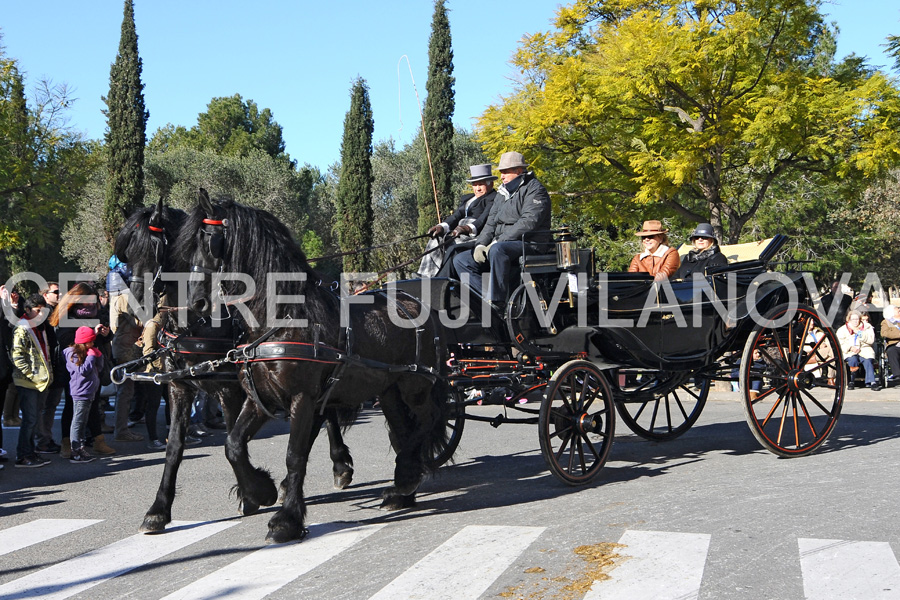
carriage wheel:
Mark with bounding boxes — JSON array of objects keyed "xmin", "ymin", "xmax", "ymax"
[
  {"xmin": 427, "ymin": 388, "xmax": 466, "ymax": 469},
  {"xmin": 740, "ymin": 303, "xmax": 844, "ymax": 457},
  {"xmin": 614, "ymin": 371, "xmax": 709, "ymax": 441},
  {"xmin": 539, "ymin": 360, "xmax": 615, "ymax": 485}
]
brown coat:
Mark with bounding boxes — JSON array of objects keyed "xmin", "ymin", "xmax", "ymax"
[
  {"xmin": 882, "ymin": 319, "xmax": 900, "ymax": 348},
  {"xmin": 628, "ymin": 246, "xmax": 681, "ymax": 278}
]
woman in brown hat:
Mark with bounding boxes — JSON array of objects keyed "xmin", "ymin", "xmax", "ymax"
[{"xmin": 628, "ymin": 220, "xmax": 680, "ymax": 280}]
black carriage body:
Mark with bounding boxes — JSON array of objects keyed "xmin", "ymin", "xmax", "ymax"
[{"xmin": 391, "ymin": 236, "xmax": 809, "ymax": 374}]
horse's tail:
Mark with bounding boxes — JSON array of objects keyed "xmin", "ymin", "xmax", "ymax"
[{"xmin": 423, "ymin": 376, "xmax": 453, "ymax": 472}]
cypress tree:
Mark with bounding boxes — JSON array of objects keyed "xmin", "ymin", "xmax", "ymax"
[
  {"xmin": 103, "ymin": 0, "xmax": 148, "ymax": 244},
  {"xmin": 336, "ymin": 77, "xmax": 375, "ymax": 273},
  {"xmin": 416, "ymin": 0, "xmax": 456, "ymax": 234}
]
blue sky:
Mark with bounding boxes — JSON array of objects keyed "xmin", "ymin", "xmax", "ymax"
[{"xmin": 1, "ymin": 1, "xmax": 899, "ymax": 172}]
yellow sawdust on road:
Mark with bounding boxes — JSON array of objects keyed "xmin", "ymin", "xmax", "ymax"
[{"xmin": 497, "ymin": 541, "xmax": 626, "ymax": 600}]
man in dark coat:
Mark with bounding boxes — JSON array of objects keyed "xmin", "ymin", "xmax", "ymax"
[
  {"xmin": 418, "ymin": 163, "xmax": 498, "ymax": 277},
  {"xmin": 452, "ymin": 151, "xmax": 552, "ymax": 305}
]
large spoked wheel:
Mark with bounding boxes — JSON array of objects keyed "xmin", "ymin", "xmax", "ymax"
[
  {"xmin": 539, "ymin": 360, "xmax": 615, "ymax": 485},
  {"xmin": 740, "ymin": 303, "xmax": 844, "ymax": 457},
  {"xmin": 614, "ymin": 370, "xmax": 709, "ymax": 441},
  {"xmin": 427, "ymin": 388, "xmax": 466, "ymax": 469}
]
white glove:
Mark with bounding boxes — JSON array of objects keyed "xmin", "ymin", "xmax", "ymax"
[{"xmin": 473, "ymin": 241, "xmax": 495, "ymax": 264}]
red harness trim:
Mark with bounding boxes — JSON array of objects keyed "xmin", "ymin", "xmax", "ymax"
[
  {"xmin": 203, "ymin": 218, "xmax": 225, "ymax": 226},
  {"xmin": 148, "ymin": 225, "xmax": 164, "ymax": 233}
]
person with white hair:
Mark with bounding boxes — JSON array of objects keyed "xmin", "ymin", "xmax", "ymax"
[
  {"xmin": 881, "ymin": 304, "xmax": 900, "ymax": 382},
  {"xmin": 837, "ymin": 310, "xmax": 880, "ymax": 391}
]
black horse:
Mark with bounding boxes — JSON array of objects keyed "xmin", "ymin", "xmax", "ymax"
[
  {"xmin": 178, "ymin": 192, "xmax": 450, "ymax": 543},
  {"xmin": 114, "ymin": 198, "xmax": 357, "ymax": 535}
]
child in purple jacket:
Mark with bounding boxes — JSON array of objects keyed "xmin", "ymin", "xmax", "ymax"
[{"xmin": 64, "ymin": 327, "xmax": 103, "ymax": 463}]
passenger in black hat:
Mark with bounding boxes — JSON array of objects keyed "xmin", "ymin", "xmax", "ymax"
[
  {"xmin": 672, "ymin": 223, "xmax": 728, "ymax": 279},
  {"xmin": 418, "ymin": 164, "xmax": 498, "ymax": 277}
]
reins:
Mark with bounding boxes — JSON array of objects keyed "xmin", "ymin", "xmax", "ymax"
[{"xmin": 307, "ymin": 232, "xmax": 430, "ymax": 264}]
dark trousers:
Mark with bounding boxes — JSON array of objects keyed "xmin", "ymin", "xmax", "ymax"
[
  {"xmin": 886, "ymin": 344, "xmax": 900, "ymax": 378},
  {"xmin": 452, "ymin": 241, "xmax": 524, "ymax": 303}
]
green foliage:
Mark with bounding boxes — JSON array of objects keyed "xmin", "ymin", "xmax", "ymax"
[
  {"xmin": 0, "ymin": 45, "xmax": 95, "ymax": 280},
  {"xmin": 416, "ymin": 0, "xmax": 456, "ymax": 234},
  {"xmin": 103, "ymin": 0, "xmax": 148, "ymax": 243},
  {"xmin": 148, "ymin": 94, "xmax": 289, "ymax": 163},
  {"xmin": 478, "ymin": 0, "xmax": 900, "ymax": 244},
  {"xmin": 336, "ymin": 78, "xmax": 375, "ymax": 273},
  {"xmin": 888, "ymin": 35, "xmax": 900, "ymax": 72},
  {"xmin": 63, "ymin": 147, "xmax": 321, "ymax": 271}
]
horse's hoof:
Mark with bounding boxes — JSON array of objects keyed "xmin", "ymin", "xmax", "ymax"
[
  {"xmin": 266, "ymin": 525, "xmax": 309, "ymax": 545},
  {"xmin": 239, "ymin": 499, "xmax": 260, "ymax": 516},
  {"xmin": 139, "ymin": 514, "xmax": 169, "ymax": 533},
  {"xmin": 380, "ymin": 492, "xmax": 416, "ymax": 511},
  {"xmin": 334, "ymin": 470, "xmax": 353, "ymax": 490}
]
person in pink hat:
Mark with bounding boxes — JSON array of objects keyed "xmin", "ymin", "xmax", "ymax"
[{"xmin": 64, "ymin": 326, "xmax": 103, "ymax": 463}]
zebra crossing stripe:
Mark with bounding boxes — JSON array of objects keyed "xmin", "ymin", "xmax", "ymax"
[
  {"xmin": 158, "ymin": 522, "xmax": 385, "ymax": 600},
  {"xmin": 583, "ymin": 530, "xmax": 711, "ymax": 600},
  {"xmin": 800, "ymin": 538, "xmax": 900, "ymax": 599},
  {"xmin": 0, "ymin": 519, "xmax": 101, "ymax": 557},
  {"xmin": 367, "ymin": 525, "xmax": 545, "ymax": 600},
  {"xmin": 0, "ymin": 520, "xmax": 236, "ymax": 600}
]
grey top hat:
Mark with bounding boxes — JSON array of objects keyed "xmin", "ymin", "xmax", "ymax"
[
  {"xmin": 497, "ymin": 151, "xmax": 528, "ymax": 170},
  {"xmin": 466, "ymin": 164, "xmax": 498, "ymax": 183},
  {"xmin": 690, "ymin": 223, "xmax": 716, "ymax": 240}
]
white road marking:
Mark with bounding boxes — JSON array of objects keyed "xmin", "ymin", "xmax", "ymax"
[
  {"xmin": 0, "ymin": 519, "xmax": 101, "ymax": 557},
  {"xmin": 159, "ymin": 522, "xmax": 385, "ymax": 600},
  {"xmin": 0, "ymin": 520, "xmax": 236, "ymax": 600},
  {"xmin": 800, "ymin": 538, "xmax": 900, "ymax": 599},
  {"xmin": 583, "ymin": 530, "xmax": 711, "ymax": 600},
  {"xmin": 367, "ymin": 525, "xmax": 545, "ymax": 600}
]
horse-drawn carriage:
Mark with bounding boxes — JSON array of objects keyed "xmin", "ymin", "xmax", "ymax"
[
  {"xmin": 113, "ymin": 193, "xmax": 845, "ymax": 542},
  {"xmin": 390, "ymin": 231, "xmax": 845, "ymax": 484}
]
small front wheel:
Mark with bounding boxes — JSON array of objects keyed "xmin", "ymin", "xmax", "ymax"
[
  {"xmin": 427, "ymin": 388, "xmax": 466, "ymax": 469},
  {"xmin": 539, "ymin": 360, "xmax": 615, "ymax": 485}
]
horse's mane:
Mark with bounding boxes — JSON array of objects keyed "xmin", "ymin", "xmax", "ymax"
[{"xmin": 174, "ymin": 199, "xmax": 334, "ymax": 328}]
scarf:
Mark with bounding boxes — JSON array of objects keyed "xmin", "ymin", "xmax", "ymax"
[{"xmin": 684, "ymin": 247, "xmax": 720, "ymax": 263}]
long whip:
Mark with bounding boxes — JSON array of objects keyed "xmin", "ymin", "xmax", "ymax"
[{"xmin": 398, "ymin": 55, "xmax": 441, "ymax": 223}]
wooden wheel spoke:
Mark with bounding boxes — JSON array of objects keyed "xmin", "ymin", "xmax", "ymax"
[
  {"xmin": 649, "ymin": 399, "xmax": 661, "ymax": 431},
  {"xmin": 759, "ymin": 384, "xmax": 789, "ymax": 428},
  {"xmin": 775, "ymin": 391, "xmax": 791, "ymax": 446},
  {"xmin": 752, "ymin": 382, "xmax": 787, "ymax": 407},
  {"xmin": 794, "ymin": 390, "xmax": 820, "ymax": 438},
  {"xmin": 553, "ymin": 426, "xmax": 574, "ymax": 461},
  {"xmin": 671, "ymin": 389, "xmax": 690, "ymax": 422},
  {"xmin": 797, "ymin": 386, "xmax": 833, "ymax": 418}
]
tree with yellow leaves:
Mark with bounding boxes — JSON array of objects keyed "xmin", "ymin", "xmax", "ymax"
[{"xmin": 478, "ymin": 0, "xmax": 900, "ymax": 243}]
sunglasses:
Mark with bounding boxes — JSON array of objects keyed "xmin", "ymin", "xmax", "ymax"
[{"xmin": 47, "ymin": 290, "xmax": 60, "ymax": 295}]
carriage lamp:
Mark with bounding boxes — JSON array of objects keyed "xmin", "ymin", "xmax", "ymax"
[
  {"xmin": 555, "ymin": 227, "xmax": 580, "ymax": 307},
  {"xmin": 555, "ymin": 228, "xmax": 580, "ymax": 270}
]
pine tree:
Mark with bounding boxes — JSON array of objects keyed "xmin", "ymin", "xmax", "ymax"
[
  {"xmin": 103, "ymin": 0, "xmax": 148, "ymax": 244},
  {"xmin": 416, "ymin": 0, "xmax": 456, "ymax": 234},
  {"xmin": 336, "ymin": 77, "xmax": 374, "ymax": 273}
]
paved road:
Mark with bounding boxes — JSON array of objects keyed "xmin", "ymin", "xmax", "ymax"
[{"xmin": 1, "ymin": 389, "xmax": 900, "ymax": 599}]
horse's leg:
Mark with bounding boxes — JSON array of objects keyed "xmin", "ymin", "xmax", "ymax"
[
  {"xmin": 276, "ymin": 409, "xmax": 338, "ymax": 502},
  {"xmin": 324, "ymin": 407, "xmax": 354, "ymax": 489},
  {"xmin": 377, "ymin": 385, "xmax": 431, "ymax": 510},
  {"xmin": 267, "ymin": 394, "xmax": 314, "ymax": 544},
  {"xmin": 140, "ymin": 382, "xmax": 191, "ymax": 533},
  {"xmin": 224, "ymin": 393, "xmax": 277, "ymax": 516}
]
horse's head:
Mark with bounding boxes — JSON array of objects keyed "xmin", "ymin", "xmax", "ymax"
[
  {"xmin": 182, "ymin": 188, "xmax": 230, "ymax": 317},
  {"xmin": 114, "ymin": 197, "xmax": 174, "ymax": 302}
]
